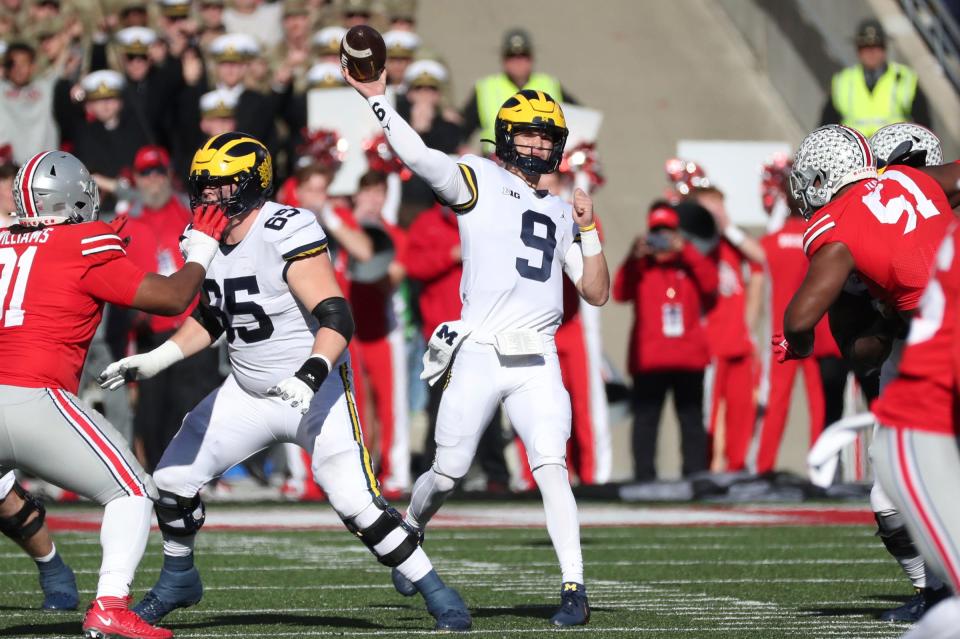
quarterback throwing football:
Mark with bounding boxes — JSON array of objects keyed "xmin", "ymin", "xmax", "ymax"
[
  {"xmin": 99, "ymin": 133, "xmax": 471, "ymax": 632},
  {"xmin": 346, "ymin": 68, "xmax": 609, "ymax": 627}
]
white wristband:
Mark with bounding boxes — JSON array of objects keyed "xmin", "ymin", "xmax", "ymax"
[
  {"xmin": 580, "ymin": 228, "xmax": 602, "ymax": 257},
  {"xmin": 184, "ymin": 231, "xmax": 220, "ymax": 269},
  {"xmin": 723, "ymin": 225, "xmax": 746, "ymax": 247}
]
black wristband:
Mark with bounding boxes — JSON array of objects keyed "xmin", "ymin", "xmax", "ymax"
[{"xmin": 294, "ymin": 356, "xmax": 330, "ymax": 393}]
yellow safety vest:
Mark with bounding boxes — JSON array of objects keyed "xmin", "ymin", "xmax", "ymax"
[
  {"xmin": 831, "ymin": 62, "xmax": 918, "ymax": 138},
  {"xmin": 475, "ymin": 72, "xmax": 564, "ymax": 147}
]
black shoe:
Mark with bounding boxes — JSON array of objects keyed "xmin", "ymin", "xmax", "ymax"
[{"xmin": 880, "ymin": 589, "xmax": 925, "ymax": 622}]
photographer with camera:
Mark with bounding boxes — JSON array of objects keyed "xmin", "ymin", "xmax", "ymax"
[{"xmin": 613, "ymin": 202, "xmax": 719, "ymax": 481}]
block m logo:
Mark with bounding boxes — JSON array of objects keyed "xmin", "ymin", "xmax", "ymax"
[{"xmin": 436, "ymin": 324, "xmax": 458, "ymax": 347}]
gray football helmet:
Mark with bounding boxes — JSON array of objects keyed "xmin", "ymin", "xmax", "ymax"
[
  {"xmin": 869, "ymin": 123, "xmax": 943, "ymax": 169},
  {"xmin": 12, "ymin": 151, "xmax": 100, "ymax": 226},
  {"xmin": 789, "ymin": 125, "xmax": 877, "ymax": 219}
]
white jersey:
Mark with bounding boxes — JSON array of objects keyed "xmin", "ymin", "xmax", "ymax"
[
  {"xmin": 203, "ymin": 201, "xmax": 331, "ymax": 396},
  {"xmin": 452, "ymin": 155, "xmax": 582, "ymax": 339}
]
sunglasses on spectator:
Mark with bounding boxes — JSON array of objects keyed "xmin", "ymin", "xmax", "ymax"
[
  {"xmin": 125, "ymin": 54, "xmax": 149, "ymax": 62},
  {"xmin": 136, "ymin": 166, "xmax": 167, "ymax": 176}
]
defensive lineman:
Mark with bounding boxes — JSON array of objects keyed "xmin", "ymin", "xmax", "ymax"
[
  {"xmin": 345, "ymin": 69, "xmax": 610, "ymax": 626},
  {"xmin": 0, "ymin": 150, "xmax": 230, "ymax": 639},
  {"xmin": 99, "ymin": 132, "xmax": 471, "ymax": 631}
]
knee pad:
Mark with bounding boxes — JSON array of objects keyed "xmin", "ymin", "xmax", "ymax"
[
  {"xmin": 875, "ymin": 512, "xmax": 918, "ymax": 559},
  {"xmin": 0, "ymin": 482, "xmax": 45, "ymax": 542},
  {"xmin": 433, "ymin": 447, "xmax": 472, "ymax": 481},
  {"xmin": 155, "ymin": 489, "xmax": 205, "ymax": 538},
  {"xmin": 342, "ymin": 497, "xmax": 421, "ymax": 567},
  {"xmin": 427, "ymin": 467, "xmax": 458, "ymax": 494}
]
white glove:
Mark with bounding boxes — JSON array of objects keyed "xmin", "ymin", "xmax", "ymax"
[
  {"xmin": 267, "ymin": 376, "xmax": 315, "ymax": 414},
  {"xmin": 97, "ymin": 341, "xmax": 184, "ymax": 390}
]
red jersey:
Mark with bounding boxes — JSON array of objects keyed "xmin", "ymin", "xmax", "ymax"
[
  {"xmin": 403, "ymin": 205, "xmax": 463, "ymax": 341},
  {"xmin": 0, "ymin": 221, "xmax": 146, "ymax": 393},
  {"xmin": 803, "ymin": 166, "xmax": 954, "ymax": 312},
  {"xmin": 761, "ymin": 217, "xmax": 839, "ymax": 358},
  {"xmin": 873, "ymin": 223, "xmax": 960, "ymax": 435},
  {"xmin": 124, "ymin": 197, "xmax": 193, "ymax": 333},
  {"xmin": 613, "ymin": 243, "xmax": 719, "ymax": 373},
  {"xmin": 705, "ymin": 239, "xmax": 758, "ymax": 358}
]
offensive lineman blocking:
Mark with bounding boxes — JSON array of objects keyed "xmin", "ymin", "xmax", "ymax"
[
  {"xmin": 344, "ymin": 69, "xmax": 610, "ymax": 626},
  {"xmin": 99, "ymin": 133, "xmax": 471, "ymax": 632}
]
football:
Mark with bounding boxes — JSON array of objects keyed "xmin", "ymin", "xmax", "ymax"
[{"xmin": 340, "ymin": 25, "xmax": 386, "ymax": 83}]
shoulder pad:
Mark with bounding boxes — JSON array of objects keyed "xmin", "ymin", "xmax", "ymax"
[{"xmin": 261, "ymin": 204, "xmax": 329, "ymax": 261}]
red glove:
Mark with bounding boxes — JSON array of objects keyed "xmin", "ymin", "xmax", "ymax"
[
  {"xmin": 191, "ymin": 204, "xmax": 229, "ymax": 241},
  {"xmin": 771, "ymin": 333, "xmax": 805, "ymax": 363}
]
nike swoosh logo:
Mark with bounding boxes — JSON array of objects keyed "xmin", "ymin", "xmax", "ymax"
[{"xmin": 96, "ymin": 615, "xmax": 112, "ymax": 626}]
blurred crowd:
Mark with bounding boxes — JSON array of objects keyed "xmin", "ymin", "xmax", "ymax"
[{"xmin": 0, "ymin": 2, "xmax": 934, "ymax": 499}]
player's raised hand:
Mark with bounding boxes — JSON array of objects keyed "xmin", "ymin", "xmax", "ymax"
[
  {"xmin": 342, "ymin": 66, "xmax": 387, "ymax": 99},
  {"xmin": 572, "ymin": 188, "xmax": 594, "ymax": 228},
  {"xmin": 267, "ymin": 376, "xmax": 314, "ymax": 415},
  {"xmin": 191, "ymin": 203, "xmax": 229, "ymax": 241}
]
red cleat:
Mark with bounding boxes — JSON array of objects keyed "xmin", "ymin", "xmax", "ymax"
[{"xmin": 82, "ymin": 598, "xmax": 173, "ymax": 639}]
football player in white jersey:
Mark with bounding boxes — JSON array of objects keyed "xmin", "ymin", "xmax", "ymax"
[
  {"xmin": 346, "ymin": 70, "xmax": 609, "ymax": 627},
  {"xmin": 97, "ymin": 133, "xmax": 471, "ymax": 632}
]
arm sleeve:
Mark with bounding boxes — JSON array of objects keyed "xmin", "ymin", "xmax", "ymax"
[
  {"xmin": 680, "ymin": 243, "xmax": 719, "ymax": 310},
  {"xmin": 79, "ymin": 255, "xmax": 148, "ymax": 307},
  {"xmin": 562, "ymin": 242, "xmax": 584, "ymax": 284},
  {"xmin": 366, "ymin": 96, "xmax": 475, "ymax": 211}
]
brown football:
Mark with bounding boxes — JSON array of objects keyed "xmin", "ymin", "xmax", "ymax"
[{"xmin": 340, "ymin": 25, "xmax": 386, "ymax": 83}]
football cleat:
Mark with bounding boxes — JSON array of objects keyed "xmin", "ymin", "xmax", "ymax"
[
  {"xmin": 132, "ymin": 566, "xmax": 203, "ymax": 623},
  {"xmin": 82, "ymin": 598, "xmax": 172, "ymax": 639},
  {"xmin": 550, "ymin": 582, "xmax": 590, "ymax": 627},
  {"xmin": 879, "ymin": 585, "xmax": 952, "ymax": 623},
  {"xmin": 38, "ymin": 559, "xmax": 78, "ymax": 610},
  {"xmin": 424, "ymin": 586, "xmax": 472, "ymax": 632}
]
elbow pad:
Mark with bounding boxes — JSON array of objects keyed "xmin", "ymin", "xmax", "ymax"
[
  {"xmin": 191, "ymin": 301, "xmax": 225, "ymax": 341},
  {"xmin": 312, "ymin": 297, "xmax": 355, "ymax": 344}
]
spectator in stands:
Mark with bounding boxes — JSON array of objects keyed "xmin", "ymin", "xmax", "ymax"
[
  {"xmin": 613, "ymin": 203, "xmax": 718, "ymax": 481},
  {"xmin": 688, "ymin": 186, "xmax": 765, "ymax": 473},
  {"xmin": 103, "ymin": 27, "xmax": 185, "ymax": 149},
  {"xmin": 293, "ymin": 161, "xmax": 373, "ymax": 263},
  {"xmin": 223, "ymin": 0, "xmax": 283, "ymax": 49},
  {"xmin": 117, "ymin": 1, "xmax": 149, "ymax": 29},
  {"xmin": 383, "ymin": 30, "xmax": 420, "ymax": 89},
  {"xmin": 312, "ymin": 26, "xmax": 346, "ymax": 65},
  {"xmin": 197, "ymin": 0, "xmax": 227, "ymax": 49},
  {"xmin": 156, "ymin": 0, "xmax": 199, "ymax": 59},
  {"xmin": 461, "ymin": 28, "xmax": 575, "ymax": 146},
  {"xmin": 122, "ymin": 145, "xmax": 223, "ymax": 471},
  {"xmin": 385, "ymin": 0, "xmax": 417, "ymax": 31},
  {"xmin": 57, "ymin": 70, "xmax": 150, "ymax": 196},
  {"xmin": 172, "ymin": 87, "xmax": 237, "ymax": 179},
  {"xmin": 0, "ymin": 42, "xmax": 59, "ymax": 165},
  {"xmin": 396, "ymin": 60, "xmax": 462, "ymax": 222},
  {"xmin": 0, "ymin": 145, "xmax": 17, "ymax": 226},
  {"xmin": 341, "ymin": 0, "xmax": 373, "ymax": 27},
  {"xmin": 820, "ymin": 18, "xmax": 930, "ymax": 137},
  {"xmin": 270, "ymin": 0, "xmax": 312, "ymax": 92},
  {"xmin": 404, "ymin": 202, "xmax": 510, "ymax": 490}
]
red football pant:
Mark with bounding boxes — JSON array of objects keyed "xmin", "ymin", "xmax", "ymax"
[
  {"xmin": 709, "ymin": 354, "xmax": 757, "ymax": 471},
  {"xmin": 755, "ymin": 357, "xmax": 825, "ymax": 474}
]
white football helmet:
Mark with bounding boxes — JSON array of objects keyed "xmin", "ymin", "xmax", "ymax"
[
  {"xmin": 12, "ymin": 151, "xmax": 100, "ymax": 226},
  {"xmin": 789, "ymin": 125, "xmax": 877, "ymax": 219},
  {"xmin": 869, "ymin": 122, "xmax": 943, "ymax": 169}
]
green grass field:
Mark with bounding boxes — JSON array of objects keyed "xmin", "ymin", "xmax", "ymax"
[{"xmin": 0, "ymin": 503, "xmax": 914, "ymax": 638}]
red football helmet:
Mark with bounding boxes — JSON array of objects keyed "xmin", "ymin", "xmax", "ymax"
[
  {"xmin": 364, "ymin": 133, "xmax": 412, "ymax": 180},
  {"xmin": 665, "ymin": 157, "xmax": 709, "ymax": 201},
  {"xmin": 295, "ymin": 128, "xmax": 348, "ymax": 173},
  {"xmin": 760, "ymin": 152, "xmax": 792, "ymax": 214}
]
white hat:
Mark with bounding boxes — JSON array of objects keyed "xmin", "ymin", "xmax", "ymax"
[
  {"xmin": 209, "ymin": 33, "xmax": 261, "ymax": 62},
  {"xmin": 199, "ymin": 89, "xmax": 238, "ymax": 118},
  {"xmin": 115, "ymin": 26, "xmax": 157, "ymax": 55},
  {"xmin": 383, "ymin": 29, "xmax": 420, "ymax": 58},
  {"xmin": 312, "ymin": 26, "xmax": 346, "ymax": 56},
  {"xmin": 306, "ymin": 62, "xmax": 346, "ymax": 89},
  {"xmin": 404, "ymin": 59, "xmax": 446, "ymax": 88},
  {"xmin": 81, "ymin": 70, "xmax": 125, "ymax": 101}
]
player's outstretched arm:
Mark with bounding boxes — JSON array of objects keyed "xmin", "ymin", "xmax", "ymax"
[
  {"xmin": 132, "ymin": 205, "xmax": 229, "ymax": 315},
  {"xmin": 97, "ymin": 317, "xmax": 213, "ymax": 391},
  {"xmin": 343, "ymin": 69, "xmax": 474, "ymax": 210},
  {"xmin": 781, "ymin": 242, "xmax": 855, "ymax": 358},
  {"xmin": 569, "ymin": 188, "xmax": 609, "ymax": 306},
  {"xmin": 268, "ymin": 252, "xmax": 355, "ymax": 413}
]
